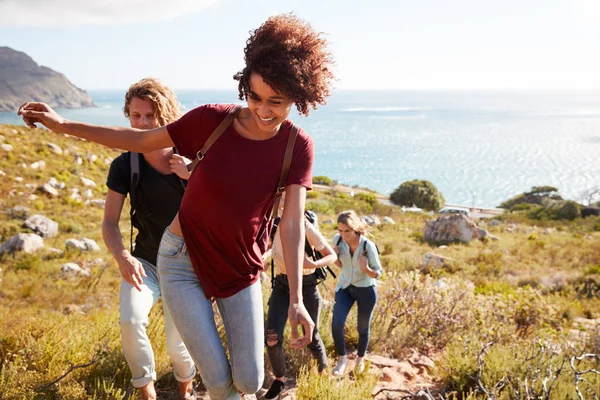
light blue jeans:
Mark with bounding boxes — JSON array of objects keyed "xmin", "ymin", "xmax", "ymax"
[
  {"xmin": 157, "ymin": 229, "xmax": 264, "ymax": 400},
  {"xmin": 119, "ymin": 257, "xmax": 196, "ymax": 388}
]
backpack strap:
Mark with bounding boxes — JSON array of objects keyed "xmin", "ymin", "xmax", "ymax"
[
  {"xmin": 186, "ymin": 105, "xmax": 243, "ymax": 174},
  {"xmin": 129, "ymin": 152, "xmax": 141, "ymax": 253},
  {"xmin": 336, "ymin": 236, "xmax": 342, "ymax": 247},
  {"xmin": 267, "ymin": 125, "xmax": 299, "ymax": 221}
]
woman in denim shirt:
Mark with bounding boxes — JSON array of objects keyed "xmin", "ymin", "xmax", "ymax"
[{"xmin": 331, "ymin": 210, "xmax": 383, "ymax": 376}]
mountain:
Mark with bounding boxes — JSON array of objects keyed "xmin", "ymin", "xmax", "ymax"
[{"xmin": 0, "ymin": 47, "xmax": 95, "ymax": 113}]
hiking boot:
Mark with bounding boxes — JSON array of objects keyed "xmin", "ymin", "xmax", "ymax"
[
  {"xmin": 264, "ymin": 380, "xmax": 285, "ymax": 400},
  {"xmin": 332, "ymin": 356, "xmax": 347, "ymax": 376}
]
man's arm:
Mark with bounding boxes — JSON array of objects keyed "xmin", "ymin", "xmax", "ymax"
[{"xmin": 102, "ymin": 189, "xmax": 146, "ymax": 291}]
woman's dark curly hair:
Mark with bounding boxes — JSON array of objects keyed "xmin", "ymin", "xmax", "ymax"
[{"xmin": 234, "ymin": 13, "xmax": 335, "ymax": 116}]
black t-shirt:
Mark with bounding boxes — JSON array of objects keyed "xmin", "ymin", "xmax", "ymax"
[{"xmin": 106, "ymin": 152, "xmax": 185, "ymax": 265}]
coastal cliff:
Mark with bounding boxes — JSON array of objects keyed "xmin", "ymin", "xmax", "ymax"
[{"xmin": 0, "ymin": 47, "xmax": 95, "ymax": 113}]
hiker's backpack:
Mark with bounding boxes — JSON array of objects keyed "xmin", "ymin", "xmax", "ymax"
[
  {"xmin": 128, "ymin": 151, "xmax": 186, "ymax": 251},
  {"xmin": 270, "ymin": 210, "xmax": 336, "ymax": 287}
]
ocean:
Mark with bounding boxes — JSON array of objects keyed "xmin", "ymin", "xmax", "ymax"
[{"xmin": 2, "ymin": 90, "xmax": 600, "ymax": 207}]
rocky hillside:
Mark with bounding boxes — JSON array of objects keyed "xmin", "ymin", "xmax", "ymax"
[{"xmin": 0, "ymin": 47, "xmax": 95, "ymax": 112}]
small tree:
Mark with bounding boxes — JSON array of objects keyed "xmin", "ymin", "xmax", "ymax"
[{"xmin": 389, "ymin": 180, "xmax": 445, "ymax": 211}]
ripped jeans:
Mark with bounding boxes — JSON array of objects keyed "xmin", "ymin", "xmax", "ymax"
[{"xmin": 265, "ymin": 274, "xmax": 327, "ymax": 378}]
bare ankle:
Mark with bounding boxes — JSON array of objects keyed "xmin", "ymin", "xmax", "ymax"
[
  {"xmin": 178, "ymin": 380, "xmax": 194, "ymax": 396},
  {"xmin": 139, "ymin": 381, "xmax": 157, "ymax": 400}
]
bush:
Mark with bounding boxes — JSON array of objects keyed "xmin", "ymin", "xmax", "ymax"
[
  {"xmin": 389, "ymin": 180, "xmax": 445, "ymax": 211},
  {"xmin": 312, "ymin": 175, "xmax": 331, "ymax": 185},
  {"xmin": 555, "ymin": 200, "xmax": 582, "ymax": 220}
]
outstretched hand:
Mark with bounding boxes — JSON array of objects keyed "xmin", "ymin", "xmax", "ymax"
[
  {"xmin": 288, "ymin": 301, "xmax": 315, "ymax": 348},
  {"xmin": 17, "ymin": 102, "xmax": 65, "ymax": 132}
]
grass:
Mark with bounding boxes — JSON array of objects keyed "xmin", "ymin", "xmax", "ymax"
[{"xmin": 1, "ymin": 124, "xmax": 599, "ymax": 399}]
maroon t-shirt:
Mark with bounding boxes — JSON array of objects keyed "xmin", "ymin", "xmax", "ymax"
[{"xmin": 167, "ymin": 104, "xmax": 313, "ymax": 298}]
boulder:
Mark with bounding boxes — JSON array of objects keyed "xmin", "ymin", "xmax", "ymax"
[
  {"xmin": 422, "ymin": 253, "xmax": 455, "ymax": 270},
  {"xmin": 6, "ymin": 205, "xmax": 30, "ymax": 219},
  {"xmin": 65, "ymin": 238, "xmax": 100, "ymax": 252},
  {"xmin": 23, "ymin": 214, "xmax": 59, "ymax": 238},
  {"xmin": 0, "ymin": 233, "xmax": 44, "ymax": 255},
  {"xmin": 1, "ymin": 143, "xmax": 13, "ymax": 152},
  {"xmin": 61, "ymin": 262, "xmax": 90, "ymax": 277},
  {"xmin": 29, "ymin": 160, "xmax": 46, "ymax": 169},
  {"xmin": 80, "ymin": 177, "xmax": 96, "ymax": 187},
  {"xmin": 47, "ymin": 143, "xmax": 63, "ymax": 155},
  {"xmin": 38, "ymin": 183, "xmax": 59, "ymax": 196},
  {"xmin": 382, "ymin": 216, "xmax": 396, "ymax": 224},
  {"xmin": 424, "ymin": 214, "xmax": 496, "ymax": 244}
]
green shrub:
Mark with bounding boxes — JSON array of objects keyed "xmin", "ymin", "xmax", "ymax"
[
  {"xmin": 555, "ymin": 200, "xmax": 582, "ymax": 220},
  {"xmin": 312, "ymin": 175, "xmax": 331, "ymax": 185},
  {"xmin": 389, "ymin": 180, "xmax": 444, "ymax": 211}
]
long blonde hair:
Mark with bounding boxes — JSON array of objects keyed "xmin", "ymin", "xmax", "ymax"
[
  {"xmin": 123, "ymin": 78, "xmax": 182, "ymax": 126},
  {"xmin": 337, "ymin": 210, "xmax": 368, "ymax": 235}
]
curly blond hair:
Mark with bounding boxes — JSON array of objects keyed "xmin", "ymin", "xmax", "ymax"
[
  {"xmin": 337, "ymin": 210, "xmax": 368, "ymax": 235},
  {"xmin": 123, "ymin": 78, "xmax": 182, "ymax": 126},
  {"xmin": 234, "ymin": 13, "xmax": 335, "ymax": 116}
]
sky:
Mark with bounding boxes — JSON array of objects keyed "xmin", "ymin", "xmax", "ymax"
[{"xmin": 1, "ymin": 0, "xmax": 599, "ymax": 91}]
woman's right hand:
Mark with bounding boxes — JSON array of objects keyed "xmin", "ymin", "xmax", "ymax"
[
  {"xmin": 17, "ymin": 102, "xmax": 66, "ymax": 132},
  {"xmin": 117, "ymin": 252, "xmax": 147, "ymax": 292}
]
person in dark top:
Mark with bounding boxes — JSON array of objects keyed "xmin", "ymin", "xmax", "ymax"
[
  {"xmin": 19, "ymin": 13, "xmax": 335, "ymax": 400},
  {"xmin": 102, "ymin": 78, "xmax": 195, "ymax": 400}
]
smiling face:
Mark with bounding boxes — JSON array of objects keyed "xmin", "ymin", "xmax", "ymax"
[
  {"xmin": 246, "ymin": 72, "xmax": 294, "ymax": 135},
  {"xmin": 338, "ymin": 222, "xmax": 359, "ymax": 243},
  {"xmin": 128, "ymin": 97, "xmax": 158, "ymax": 130}
]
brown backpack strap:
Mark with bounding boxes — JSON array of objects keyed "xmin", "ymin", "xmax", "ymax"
[
  {"xmin": 267, "ymin": 124, "xmax": 299, "ymax": 220},
  {"xmin": 187, "ymin": 105, "xmax": 243, "ymax": 173}
]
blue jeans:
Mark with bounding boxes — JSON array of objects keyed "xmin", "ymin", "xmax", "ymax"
[
  {"xmin": 157, "ymin": 229, "xmax": 264, "ymax": 400},
  {"xmin": 119, "ymin": 257, "xmax": 195, "ymax": 388},
  {"xmin": 331, "ymin": 285, "xmax": 377, "ymax": 357}
]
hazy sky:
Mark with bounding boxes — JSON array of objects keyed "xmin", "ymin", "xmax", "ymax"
[{"xmin": 1, "ymin": 0, "xmax": 599, "ymax": 91}]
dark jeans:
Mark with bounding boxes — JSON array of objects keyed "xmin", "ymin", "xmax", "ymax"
[
  {"xmin": 331, "ymin": 284, "xmax": 377, "ymax": 357},
  {"xmin": 265, "ymin": 274, "xmax": 327, "ymax": 377}
]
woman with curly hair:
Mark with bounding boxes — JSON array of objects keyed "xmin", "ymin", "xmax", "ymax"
[
  {"xmin": 103, "ymin": 78, "xmax": 194, "ymax": 400},
  {"xmin": 19, "ymin": 13, "xmax": 335, "ymax": 400},
  {"xmin": 331, "ymin": 210, "xmax": 383, "ymax": 376}
]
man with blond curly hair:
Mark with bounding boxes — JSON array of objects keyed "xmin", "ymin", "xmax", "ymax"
[{"xmin": 102, "ymin": 78, "xmax": 195, "ymax": 400}]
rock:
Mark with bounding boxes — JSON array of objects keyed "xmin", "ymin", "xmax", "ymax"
[
  {"xmin": 488, "ymin": 219, "xmax": 501, "ymax": 227},
  {"xmin": 38, "ymin": 183, "xmax": 59, "ymax": 196},
  {"xmin": 362, "ymin": 215, "xmax": 374, "ymax": 225},
  {"xmin": 86, "ymin": 199, "xmax": 105, "ymax": 207},
  {"xmin": 408, "ymin": 349, "xmax": 435, "ymax": 372},
  {"xmin": 65, "ymin": 238, "xmax": 100, "ymax": 252},
  {"xmin": 506, "ymin": 223, "xmax": 517, "ymax": 233},
  {"xmin": 369, "ymin": 215, "xmax": 381, "ymax": 225},
  {"xmin": 14, "ymin": 176, "xmax": 23, "ymax": 182},
  {"xmin": 322, "ymin": 219, "xmax": 334, "ymax": 225},
  {"xmin": 29, "ymin": 160, "xmax": 46, "ymax": 169},
  {"xmin": 0, "ymin": 170, "xmax": 5, "ymax": 176},
  {"xmin": 542, "ymin": 228, "xmax": 553, "ymax": 235},
  {"xmin": 63, "ymin": 304, "xmax": 85, "ymax": 315},
  {"xmin": 6, "ymin": 205, "xmax": 30, "ymax": 219},
  {"xmin": 104, "ymin": 157, "xmax": 112, "ymax": 165},
  {"xmin": 19, "ymin": 163, "xmax": 27, "ymax": 169},
  {"xmin": 24, "ymin": 183, "xmax": 37, "ymax": 190},
  {"xmin": 23, "ymin": 214, "xmax": 59, "ymax": 238},
  {"xmin": 0, "ymin": 233, "xmax": 44, "ymax": 255},
  {"xmin": 0, "ymin": 47, "xmax": 95, "ymax": 113},
  {"xmin": 87, "ymin": 153, "xmax": 97, "ymax": 163},
  {"xmin": 80, "ymin": 177, "xmax": 96, "ymax": 187},
  {"xmin": 424, "ymin": 214, "xmax": 482, "ymax": 243},
  {"xmin": 83, "ymin": 189, "xmax": 93, "ymax": 198},
  {"xmin": 75, "ymin": 155, "xmax": 83, "ymax": 165},
  {"xmin": 422, "ymin": 252, "xmax": 455, "ymax": 269},
  {"xmin": 381, "ymin": 367, "xmax": 398, "ymax": 382},
  {"xmin": 0, "ymin": 143, "xmax": 13, "ymax": 151},
  {"xmin": 28, "ymin": 194, "xmax": 38, "ymax": 201},
  {"xmin": 70, "ymin": 188, "xmax": 82, "ymax": 202},
  {"xmin": 60, "ymin": 262, "xmax": 91, "ymax": 277},
  {"xmin": 382, "ymin": 216, "xmax": 395, "ymax": 224},
  {"xmin": 47, "ymin": 143, "xmax": 63, "ymax": 155}
]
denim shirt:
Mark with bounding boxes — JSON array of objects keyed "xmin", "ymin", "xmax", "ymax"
[{"xmin": 333, "ymin": 233, "xmax": 383, "ymax": 291}]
